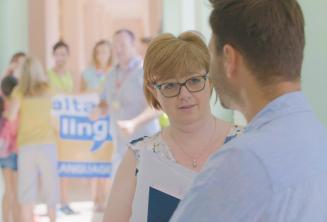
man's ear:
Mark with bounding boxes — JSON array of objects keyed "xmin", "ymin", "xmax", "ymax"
[{"xmin": 223, "ymin": 44, "xmax": 238, "ymax": 79}]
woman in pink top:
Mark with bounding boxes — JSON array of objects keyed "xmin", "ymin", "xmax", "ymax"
[{"xmin": 0, "ymin": 75, "xmax": 19, "ymax": 222}]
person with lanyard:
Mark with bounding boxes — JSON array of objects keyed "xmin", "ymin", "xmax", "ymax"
[
  {"xmin": 48, "ymin": 41, "xmax": 75, "ymax": 215},
  {"xmin": 91, "ymin": 29, "xmax": 161, "ymax": 178},
  {"xmin": 171, "ymin": 0, "xmax": 327, "ymax": 221}
]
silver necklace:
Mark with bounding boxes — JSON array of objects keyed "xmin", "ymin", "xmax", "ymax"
[{"xmin": 170, "ymin": 118, "xmax": 217, "ymax": 168}]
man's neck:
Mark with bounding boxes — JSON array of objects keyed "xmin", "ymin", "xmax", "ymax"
[{"xmin": 240, "ymin": 81, "xmax": 301, "ymax": 122}]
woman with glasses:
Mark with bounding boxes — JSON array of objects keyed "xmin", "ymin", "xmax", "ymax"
[{"xmin": 103, "ymin": 31, "xmax": 242, "ymax": 222}]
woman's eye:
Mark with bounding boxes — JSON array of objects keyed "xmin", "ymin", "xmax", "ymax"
[
  {"xmin": 162, "ymin": 82, "xmax": 178, "ymax": 90},
  {"xmin": 188, "ymin": 77, "xmax": 201, "ymax": 84}
]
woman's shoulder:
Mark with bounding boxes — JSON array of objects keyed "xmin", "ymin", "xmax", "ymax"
[
  {"xmin": 129, "ymin": 133, "xmax": 160, "ymax": 156},
  {"xmin": 128, "ymin": 132, "xmax": 173, "ymax": 163}
]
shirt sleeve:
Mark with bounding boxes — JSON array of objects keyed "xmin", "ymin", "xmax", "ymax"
[{"xmin": 170, "ymin": 148, "xmax": 272, "ymax": 222}]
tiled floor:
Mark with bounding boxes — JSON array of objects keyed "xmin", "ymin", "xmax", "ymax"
[
  {"xmin": 35, "ymin": 202, "xmax": 104, "ymax": 222},
  {"xmin": 34, "ymin": 178, "xmax": 110, "ymax": 222},
  {"xmin": 0, "ymin": 176, "xmax": 110, "ymax": 221}
]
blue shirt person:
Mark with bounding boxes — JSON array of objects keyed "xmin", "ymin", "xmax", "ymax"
[
  {"xmin": 171, "ymin": 92, "xmax": 327, "ymax": 222},
  {"xmin": 171, "ymin": 1, "xmax": 327, "ymax": 221},
  {"xmin": 92, "ymin": 29, "xmax": 160, "ymax": 178},
  {"xmin": 101, "ymin": 56, "xmax": 160, "ymax": 157}
]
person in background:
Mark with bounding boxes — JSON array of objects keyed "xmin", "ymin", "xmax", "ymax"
[
  {"xmin": 0, "ymin": 75, "xmax": 19, "ymax": 222},
  {"xmin": 1, "ymin": 52, "xmax": 26, "ymax": 79},
  {"xmin": 48, "ymin": 41, "xmax": 74, "ymax": 94},
  {"xmin": 48, "ymin": 40, "xmax": 75, "ymax": 215},
  {"xmin": 81, "ymin": 40, "xmax": 112, "ymax": 93},
  {"xmin": 171, "ymin": 0, "xmax": 327, "ymax": 221},
  {"xmin": 81, "ymin": 39, "xmax": 113, "ymax": 212},
  {"xmin": 5, "ymin": 57, "xmax": 59, "ymax": 222},
  {"xmin": 91, "ymin": 29, "xmax": 161, "ymax": 178},
  {"xmin": 103, "ymin": 31, "xmax": 242, "ymax": 222}
]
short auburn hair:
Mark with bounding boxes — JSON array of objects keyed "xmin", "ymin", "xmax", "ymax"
[
  {"xmin": 143, "ymin": 31, "xmax": 210, "ymax": 110},
  {"xmin": 209, "ymin": 0, "xmax": 305, "ymax": 85},
  {"xmin": 115, "ymin": 29, "xmax": 135, "ymax": 42}
]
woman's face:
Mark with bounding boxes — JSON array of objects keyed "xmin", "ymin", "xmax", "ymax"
[
  {"xmin": 53, "ymin": 46, "xmax": 69, "ymax": 68},
  {"xmin": 96, "ymin": 44, "xmax": 111, "ymax": 67},
  {"xmin": 153, "ymin": 69, "xmax": 212, "ymax": 125}
]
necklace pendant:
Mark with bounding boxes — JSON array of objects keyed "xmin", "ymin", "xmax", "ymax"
[{"xmin": 192, "ymin": 159, "xmax": 197, "ymax": 168}]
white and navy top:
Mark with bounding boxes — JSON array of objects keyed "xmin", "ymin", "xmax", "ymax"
[
  {"xmin": 129, "ymin": 125, "xmax": 243, "ymax": 222},
  {"xmin": 130, "ymin": 125, "xmax": 243, "ymax": 172}
]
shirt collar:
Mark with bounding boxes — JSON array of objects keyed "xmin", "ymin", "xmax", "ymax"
[{"xmin": 245, "ymin": 91, "xmax": 312, "ymax": 132}]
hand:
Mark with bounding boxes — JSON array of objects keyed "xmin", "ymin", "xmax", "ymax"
[
  {"xmin": 117, "ymin": 119, "xmax": 137, "ymax": 139},
  {"xmin": 89, "ymin": 107, "xmax": 102, "ymax": 121}
]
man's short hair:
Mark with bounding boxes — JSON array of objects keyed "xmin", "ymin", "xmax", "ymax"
[
  {"xmin": 53, "ymin": 40, "xmax": 69, "ymax": 53},
  {"xmin": 114, "ymin": 29, "xmax": 135, "ymax": 42},
  {"xmin": 209, "ymin": 0, "xmax": 305, "ymax": 84}
]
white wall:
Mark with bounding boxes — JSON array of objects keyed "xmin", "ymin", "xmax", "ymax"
[
  {"xmin": 299, "ymin": 0, "xmax": 327, "ymax": 127},
  {"xmin": 0, "ymin": 0, "xmax": 28, "ymax": 75}
]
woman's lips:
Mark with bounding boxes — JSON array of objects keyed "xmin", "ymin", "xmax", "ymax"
[{"xmin": 178, "ymin": 104, "xmax": 196, "ymax": 110}]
